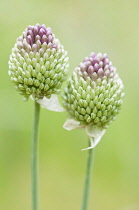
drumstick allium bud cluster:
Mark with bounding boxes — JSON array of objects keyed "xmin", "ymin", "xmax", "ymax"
[
  {"xmin": 62, "ymin": 52, "xmax": 124, "ymax": 149},
  {"xmin": 8, "ymin": 24, "xmax": 69, "ymax": 101},
  {"xmin": 63, "ymin": 52, "xmax": 124, "ymax": 127}
]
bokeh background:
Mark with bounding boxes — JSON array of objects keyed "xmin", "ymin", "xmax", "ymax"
[{"xmin": 0, "ymin": 0, "xmax": 139, "ymax": 209}]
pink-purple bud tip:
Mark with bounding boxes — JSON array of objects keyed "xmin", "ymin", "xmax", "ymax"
[
  {"xmin": 17, "ymin": 24, "xmax": 58, "ymax": 51},
  {"xmin": 78, "ymin": 52, "xmax": 116, "ymax": 80}
]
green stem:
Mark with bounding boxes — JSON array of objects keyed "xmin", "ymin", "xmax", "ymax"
[
  {"xmin": 81, "ymin": 144, "xmax": 94, "ymax": 210},
  {"xmin": 31, "ymin": 101, "xmax": 40, "ymax": 210}
]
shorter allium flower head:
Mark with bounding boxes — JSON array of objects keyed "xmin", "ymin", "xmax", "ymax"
[
  {"xmin": 62, "ymin": 52, "xmax": 124, "ymax": 150},
  {"xmin": 8, "ymin": 24, "xmax": 69, "ymax": 102}
]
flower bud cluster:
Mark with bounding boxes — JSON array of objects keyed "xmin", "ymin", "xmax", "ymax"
[
  {"xmin": 8, "ymin": 24, "xmax": 69, "ymax": 100},
  {"xmin": 63, "ymin": 52, "xmax": 124, "ymax": 128}
]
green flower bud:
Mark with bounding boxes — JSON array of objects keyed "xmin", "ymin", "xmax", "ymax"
[
  {"xmin": 63, "ymin": 52, "xmax": 124, "ymax": 128},
  {"xmin": 8, "ymin": 24, "xmax": 69, "ymax": 101}
]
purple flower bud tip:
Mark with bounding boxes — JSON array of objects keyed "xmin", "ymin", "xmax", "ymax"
[
  {"xmin": 102, "ymin": 53, "xmax": 108, "ymax": 60},
  {"xmin": 92, "ymin": 58, "xmax": 99, "ymax": 66},
  {"xmin": 98, "ymin": 68, "xmax": 104, "ymax": 78},
  {"xmin": 94, "ymin": 63, "xmax": 100, "ymax": 71},
  {"xmin": 87, "ymin": 66, "xmax": 94, "ymax": 76},
  {"xmin": 20, "ymin": 24, "xmax": 56, "ymax": 49},
  {"xmin": 103, "ymin": 58, "xmax": 109, "ymax": 66},
  {"xmin": 39, "ymin": 28, "xmax": 46, "ymax": 37},
  {"xmin": 90, "ymin": 52, "xmax": 96, "ymax": 58},
  {"xmin": 77, "ymin": 52, "xmax": 116, "ymax": 81},
  {"xmin": 84, "ymin": 57, "xmax": 89, "ymax": 62}
]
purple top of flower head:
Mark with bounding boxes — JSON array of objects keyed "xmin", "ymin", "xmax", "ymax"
[
  {"xmin": 16, "ymin": 24, "xmax": 58, "ymax": 54},
  {"xmin": 26, "ymin": 24, "xmax": 54, "ymax": 46},
  {"xmin": 76, "ymin": 52, "xmax": 116, "ymax": 81}
]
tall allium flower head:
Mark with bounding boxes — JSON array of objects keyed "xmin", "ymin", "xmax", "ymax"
[
  {"xmin": 8, "ymin": 24, "xmax": 69, "ymax": 103},
  {"xmin": 63, "ymin": 52, "xmax": 124, "ymax": 150}
]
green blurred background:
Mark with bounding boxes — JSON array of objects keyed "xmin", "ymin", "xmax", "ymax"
[{"xmin": 0, "ymin": 0, "xmax": 139, "ymax": 209}]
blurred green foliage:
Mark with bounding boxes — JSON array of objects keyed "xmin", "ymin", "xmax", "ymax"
[{"xmin": 0, "ymin": 0, "xmax": 139, "ymax": 209}]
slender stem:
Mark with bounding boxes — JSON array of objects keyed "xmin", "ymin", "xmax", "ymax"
[
  {"xmin": 81, "ymin": 143, "xmax": 94, "ymax": 210},
  {"xmin": 31, "ymin": 101, "xmax": 40, "ymax": 210}
]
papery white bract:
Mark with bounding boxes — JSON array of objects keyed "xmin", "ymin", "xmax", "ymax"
[
  {"xmin": 63, "ymin": 118, "xmax": 106, "ymax": 150},
  {"xmin": 37, "ymin": 94, "xmax": 65, "ymax": 112},
  {"xmin": 83, "ymin": 126, "xmax": 106, "ymax": 151}
]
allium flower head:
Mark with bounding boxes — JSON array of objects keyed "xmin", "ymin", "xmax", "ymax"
[
  {"xmin": 8, "ymin": 24, "xmax": 69, "ymax": 101},
  {"xmin": 63, "ymin": 52, "xmax": 124, "ymax": 150}
]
